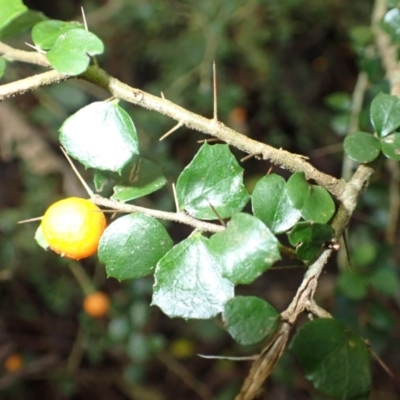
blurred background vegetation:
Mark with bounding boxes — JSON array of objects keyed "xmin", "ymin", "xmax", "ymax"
[{"xmin": 1, "ymin": 0, "xmax": 399, "ymax": 399}]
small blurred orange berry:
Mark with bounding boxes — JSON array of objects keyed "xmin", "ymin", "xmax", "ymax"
[
  {"xmin": 170, "ymin": 338, "xmax": 195, "ymax": 359},
  {"xmin": 4, "ymin": 353, "xmax": 23, "ymax": 372},
  {"xmin": 83, "ymin": 291, "xmax": 110, "ymax": 318}
]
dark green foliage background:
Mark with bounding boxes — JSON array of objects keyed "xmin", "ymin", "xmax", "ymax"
[{"xmin": 1, "ymin": 1, "xmax": 399, "ymax": 399}]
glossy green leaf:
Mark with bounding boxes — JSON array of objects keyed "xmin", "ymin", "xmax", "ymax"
[
  {"xmin": 176, "ymin": 143, "xmax": 249, "ymax": 220},
  {"xmin": 0, "ymin": 57, "xmax": 5, "ymax": 78},
  {"xmin": 382, "ymin": 8, "xmax": 400, "ymax": 38},
  {"xmin": 301, "ymin": 185, "xmax": 335, "ymax": 223},
  {"xmin": 0, "ymin": 0, "xmax": 27, "ymax": 35},
  {"xmin": 343, "ymin": 132, "xmax": 381, "ymax": 163},
  {"xmin": 223, "ymin": 296, "xmax": 280, "ymax": 345},
  {"xmin": 380, "ymin": 132, "xmax": 400, "ymax": 161},
  {"xmin": 60, "ymin": 100, "xmax": 139, "ymax": 173},
  {"xmin": 287, "ymin": 173, "xmax": 335, "ymax": 223},
  {"xmin": 152, "ymin": 235, "xmax": 234, "ymax": 319},
  {"xmin": 286, "ymin": 172, "xmax": 310, "ymax": 209},
  {"xmin": 209, "ymin": 213, "xmax": 281, "ymax": 285},
  {"xmin": 94, "ymin": 158, "xmax": 167, "ymax": 201},
  {"xmin": 93, "ymin": 170, "xmax": 115, "ymax": 197},
  {"xmin": 98, "ymin": 213, "xmax": 173, "ymax": 281},
  {"xmin": 32, "ymin": 20, "xmax": 83, "ymax": 50},
  {"xmin": 112, "ymin": 158, "xmax": 167, "ymax": 201},
  {"xmin": 370, "ymin": 93, "xmax": 400, "ymax": 137},
  {"xmin": 290, "ymin": 319, "xmax": 371, "ymax": 400},
  {"xmin": 46, "ymin": 29, "xmax": 104, "ymax": 75},
  {"xmin": 288, "ymin": 222, "xmax": 334, "ymax": 261},
  {"xmin": 252, "ymin": 174, "xmax": 301, "ymax": 234}
]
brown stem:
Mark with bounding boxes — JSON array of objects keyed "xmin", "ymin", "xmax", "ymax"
[{"xmin": 0, "ymin": 42, "xmax": 346, "ymax": 200}]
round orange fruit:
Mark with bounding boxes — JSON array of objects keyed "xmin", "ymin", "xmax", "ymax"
[
  {"xmin": 4, "ymin": 353, "xmax": 23, "ymax": 372},
  {"xmin": 83, "ymin": 291, "xmax": 110, "ymax": 318},
  {"xmin": 41, "ymin": 197, "xmax": 106, "ymax": 260}
]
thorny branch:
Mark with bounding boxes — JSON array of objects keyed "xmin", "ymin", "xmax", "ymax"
[
  {"xmin": 0, "ymin": 4, "xmax": 390, "ymax": 394},
  {"xmin": 0, "ymin": 41, "xmax": 346, "ymax": 200}
]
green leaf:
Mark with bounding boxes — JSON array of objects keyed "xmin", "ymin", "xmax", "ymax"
[
  {"xmin": 286, "ymin": 172, "xmax": 310, "ymax": 209},
  {"xmin": 343, "ymin": 132, "xmax": 381, "ymax": 163},
  {"xmin": 176, "ymin": 143, "xmax": 249, "ymax": 220},
  {"xmin": 368, "ymin": 266, "xmax": 400, "ymax": 297},
  {"xmin": 286, "ymin": 172, "xmax": 335, "ymax": 223},
  {"xmin": 60, "ymin": 100, "xmax": 139, "ymax": 173},
  {"xmin": 32, "ymin": 20, "xmax": 83, "ymax": 50},
  {"xmin": 0, "ymin": 9, "xmax": 45, "ymax": 39},
  {"xmin": 367, "ymin": 301, "xmax": 396, "ymax": 332},
  {"xmin": 112, "ymin": 158, "xmax": 167, "ymax": 201},
  {"xmin": 223, "ymin": 296, "xmax": 280, "ymax": 345},
  {"xmin": 98, "ymin": 213, "xmax": 173, "ymax": 281},
  {"xmin": 288, "ymin": 222, "xmax": 334, "ymax": 261},
  {"xmin": 324, "ymin": 92, "xmax": 351, "ymax": 112},
  {"xmin": 337, "ymin": 270, "xmax": 368, "ymax": 301},
  {"xmin": 382, "ymin": 8, "xmax": 400, "ymax": 38},
  {"xmin": 388, "ymin": 0, "xmax": 400, "ymax": 7},
  {"xmin": 0, "ymin": 0, "xmax": 27, "ymax": 35},
  {"xmin": 35, "ymin": 224, "xmax": 49, "ymax": 251},
  {"xmin": 152, "ymin": 235, "xmax": 234, "ymax": 319},
  {"xmin": 252, "ymin": 174, "xmax": 301, "ymax": 234},
  {"xmin": 370, "ymin": 93, "xmax": 400, "ymax": 137},
  {"xmin": 349, "ymin": 26, "xmax": 373, "ymax": 48},
  {"xmin": 380, "ymin": 132, "xmax": 400, "ymax": 160},
  {"xmin": 0, "ymin": 57, "xmax": 5, "ymax": 79},
  {"xmin": 209, "ymin": 213, "xmax": 281, "ymax": 284},
  {"xmin": 94, "ymin": 158, "xmax": 167, "ymax": 201},
  {"xmin": 46, "ymin": 29, "xmax": 104, "ymax": 75},
  {"xmin": 290, "ymin": 319, "xmax": 371, "ymax": 400},
  {"xmin": 301, "ymin": 185, "xmax": 335, "ymax": 224},
  {"xmin": 330, "ymin": 113, "xmax": 350, "ymax": 136}
]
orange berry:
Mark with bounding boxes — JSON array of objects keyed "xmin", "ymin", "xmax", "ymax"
[
  {"xmin": 83, "ymin": 291, "xmax": 110, "ymax": 318},
  {"xmin": 4, "ymin": 353, "xmax": 23, "ymax": 372},
  {"xmin": 41, "ymin": 197, "xmax": 106, "ymax": 260}
]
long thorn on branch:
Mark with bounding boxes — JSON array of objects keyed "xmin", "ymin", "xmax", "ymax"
[{"xmin": 159, "ymin": 121, "xmax": 183, "ymax": 141}]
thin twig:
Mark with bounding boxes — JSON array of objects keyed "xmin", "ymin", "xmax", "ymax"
[
  {"xmin": 17, "ymin": 216, "xmax": 43, "ymax": 224},
  {"xmin": 0, "ymin": 42, "xmax": 346, "ymax": 200},
  {"xmin": 81, "ymin": 7, "xmax": 89, "ymax": 31},
  {"xmin": 240, "ymin": 153, "xmax": 260, "ymax": 162},
  {"xmin": 172, "ymin": 183, "xmax": 180, "ymax": 212},
  {"xmin": 91, "ymin": 194, "xmax": 224, "ymax": 233},
  {"xmin": 60, "ymin": 146, "xmax": 93, "ymax": 196},
  {"xmin": 213, "ymin": 60, "xmax": 218, "ymax": 121}
]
